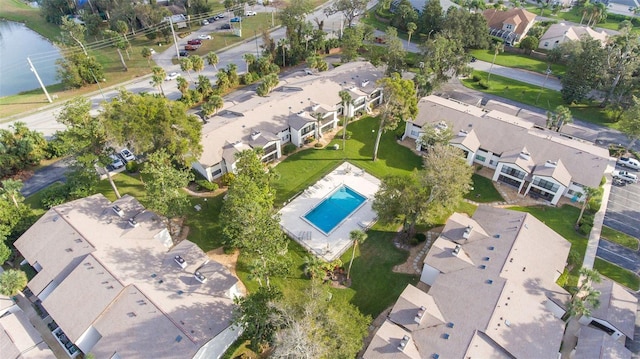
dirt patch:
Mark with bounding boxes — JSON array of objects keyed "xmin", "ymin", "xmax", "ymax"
[
  {"xmin": 391, "ymin": 227, "xmax": 443, "ymax": 275},
  {"xmin": 206, "ymin": 247, "xmax": 248, "ymax": 296}
]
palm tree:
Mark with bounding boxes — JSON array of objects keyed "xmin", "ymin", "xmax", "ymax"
[
  {"xmin": 588, "ymin": 2, "xmax": 606, "ymax": 27},
  {"xmin": 151, "ymin": 66, "xmax": 166, "ymax": 96},
  {"xmin": 303, "ymin": 255, "xmax": 325, "ymax": 281},
  {"xmin": 406, "ymin": 22, "xmax": 417, "ymax": 47},
  {"xmin": 176, "ymin": 76, "xmax": 189, "ymax": 95},
  {"xmin": 346, "ymin": 230, "xmax": 367, "ymax": 280},
  {"xmin": 487, "ymin": 41, "xmax": 504, "ymax": 83},
  {"xmin": 204, "ymin": 95, "xmax": 224, "ymax": 117},
  {"xmin": 190, "ymin": 54, "xmax": 204, "ymax": 73},
  {"xmin": 1, "ymin": 179, "xmax": 23, "ymax": 208},
  {"xmin": 206, "ymin": 51, "xmax": 219, "ymax": 71},
  {"xmin": 180, "ymin": 57, "xmax": 194, "ymax": 82},
  {"xmin": 580, "ymin": 0, "xmax": 592, "ymax": 24},
  {"xmin": 576, "ymin": 186, "xmax": 599, "ymax": 227},
  {"xmin": 243, "ymin": 53, "xmax": 256, "ymax": 73},
  {"xmin": 338, "ymin": 89, "xmax": 353, "ymax": 151},
  {"xmin": 564, "ymin": 267, "xmax": 602, "ymax": 321},
  {"xmin": 0, "ymin": 269, "xmax": 28, "ymax": 296},
  {"xmin": 141, "ymin": 47, "xmax": 152, "ymax": 65}
]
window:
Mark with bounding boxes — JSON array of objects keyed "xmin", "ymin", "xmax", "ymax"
[
  {"xmin": 475, "ymin": 154, "xmax": 486, "ymax": 162},
  {"xmin": 500, "ymin": 166, "xmax": 526, "ymax": 179},
  {"xmin": 410, "ymin": 130, "xmax": 420, "ymax": 137},
  {"xmin": 505, "ymin": 24, "xmax": 513, "ymax": 30},
  {"xmin": 212, "ymin": 169, "xmax": 222, "ymax": 176},
  {"xmin": 533, "ymin": 178, "xmax": 560, "ymax": 193},
  {"xmin": 301, "ymin": 125, "xmax": 315, "ymax": 136},
  {"xmin": 544, "ymin": 41, "xmax": 549, "ymax": 47}
]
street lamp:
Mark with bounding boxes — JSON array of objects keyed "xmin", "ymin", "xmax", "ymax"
[{"xmin": 535, "ymin": 66, "xmax": 552, "ymax": 105}]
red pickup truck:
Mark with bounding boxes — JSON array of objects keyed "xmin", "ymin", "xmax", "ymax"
[
  {"xmin": 185, "ymin": 44, "xmax": 199, "ymax": 51},
  {"xmin": 187, "ymin": 39, "xmax": 202, "ymax": 45}
]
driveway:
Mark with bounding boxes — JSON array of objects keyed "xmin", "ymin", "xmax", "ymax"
[
  {"xmin": 20, "ymin": 158, "xmax": 71, "ymax": 197},
  {"xmin": 603, "ymin": 165, "xmax": 640, "ymax": 240}
]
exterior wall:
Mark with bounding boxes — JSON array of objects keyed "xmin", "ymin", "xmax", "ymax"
[
  {"xmin": 191, "ymin": 161, "xmax": 212, "ymax": 182},
  {"xmin": 420, "ymin": 264, "xmax": 440, "ymax": 286},
  {"xmin": 76, "ymin": 326, "xmax": 102, "ymax": 354},
  {"xmin": 451, "ymin": 143, "xmax": 475, "ymax": 166},
  {"xmin": 579, "ymin": 316, "xmax": 625, "ymax": 340},
  {"xmin": 544, "ymin": 300, "xmax": 566, "ymax": 319},
  {"xmin": 261, "ymin": 140, "xmax": 282, "ymax": 163},
  {"xmin": 539, "ymin": 36, "xmax": 564, "ymax": 50}
]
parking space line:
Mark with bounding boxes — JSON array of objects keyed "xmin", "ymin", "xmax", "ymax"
[
  {"xmin": 597, "ymin": 246, "xmax": 638, "ymax": 268},
  {"xmin": 603, "ymin": 217, "xmax": 640, "ymax": 233}
]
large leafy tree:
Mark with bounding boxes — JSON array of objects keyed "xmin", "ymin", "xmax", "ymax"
[
  {"xmin": 419, "ymin": 0, "xmax": 443, "ymax": 34},
  {"xmin": 441, "ymin": 7, "xmax": 490, "ymax": 50},
  {"xmin": 619, "ymin": 96, "xmax": 640, "ymax": 149},
  {"xmin": 340, "ymin": 26, "xmax": 364, "ymax": 63},
  {"xmin": 56, "ymin": 53, "xmax": 104, "ymax": 89},
  {"xmin": 232, "ymin": 286, "xmax": 283, "ymax": 351},
  {"xmin": 0, "ymin": 122, "xmax": 48, "ymax": 179},
  {"xmin": 373, "ymin": 74, "xmax": 418, "ymax": 161},
  {"xmin": 324, "ymin": 0, "xmax": 367, "ymax": 28},
  {"xmin": 100, "ymin": 90, "xmax": 202, "ymax": 164},
  {"xmin": 0, "ymin": 269, "xmax": 28, "ymax": 296},
  {"xmin": 561, "ymin": 38, "xmax": 606, "ymax": 104},
  {"xmin": 601, "ymin": 28, "xmax": 640, "ymax": 107},
  {"xmin": 373, "ymin": 173, "xmax": 429, "ymax": 236},
  {"xmin": 418, "ymin": 144, "xmax": 473, "ymax": 223},
  {"xmin": 419, "ymin": 34, "xmax": 469, "ymax": 92},
  {"xmin": 271, "ymin": 283, "xmax": 370, "ymax": 359},
  {"xmin": 141, "ymin": 149, "xmax": 193, "ymax": 218},
  {"xmin": 56, "ymin": 97, "xmax": 120, "ymax": 198},
  {"xmin": 383, "ymin": 27, "xmax": 406, "ymax": 76},
  {"xmin": 391, "ymin": 0, "xmax": 418, "ymax": 31}
]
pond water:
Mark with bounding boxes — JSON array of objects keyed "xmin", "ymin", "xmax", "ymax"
[{"xmin": 0, "ymin": 21, "xmax": 62, "ymax": 97}]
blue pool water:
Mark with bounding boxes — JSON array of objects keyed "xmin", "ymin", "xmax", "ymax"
[{"xmin": 304, "ymin": 186, "xmax": 366, "ymax": 234}]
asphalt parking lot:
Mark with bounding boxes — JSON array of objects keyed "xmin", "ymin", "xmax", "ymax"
[{"xmin": 603, "ymin": 165, "xmax": 640, "ymax": 240}]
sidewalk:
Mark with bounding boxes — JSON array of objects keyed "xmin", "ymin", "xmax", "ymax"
[{"xmin": 583, "ymin": 164, "xmax": 615, "ymax": 270}]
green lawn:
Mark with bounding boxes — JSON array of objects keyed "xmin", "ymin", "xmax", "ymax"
[
  {"xmin": 462, "ymin": 71, "xmax": 613, "ymax": 127},
  {"xmin": 469, "ymin": 49, "xmax": 567, "ymax": 77},
  {"xmin": 594, "ymin": 258, "xmax": 640, "ymax": 291},
  {"xmin": 464, "ymin": 173, "xmax": 504, "ymax": 203},
  {"xmin": 509, "ymin": 205, "xmax": 586, "ymax": 288},
  {"xmin": 525, "ymin": 6, "xmax": 637, "ymax": 32},
  {"xmin": 273, "ymin": 116, "xmax": 423, "ymax": 205},
  {"xmin": 601, "ymin": 225, "xmax": 639, "ymax": 251}
]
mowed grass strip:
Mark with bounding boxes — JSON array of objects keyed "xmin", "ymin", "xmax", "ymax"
[
  {"xmin": 594, "ymin": 258, "xmax": 640, "ymax": 291},
  {"xmin": 601, "ymin": 225, "xmax": 640, "ymax": 251},
  {"xmin": 465, "ymin": 173, "xmax": 504, "ymax": 203}
]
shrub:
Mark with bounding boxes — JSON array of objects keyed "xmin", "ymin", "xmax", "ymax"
[
  {"xmin": 314, "ymin": 143, "xmax": 323, "ymax": 148},
  {"xmin": 337, "ymin": 129, "xmax": 352, "ymax": 139},
  {"xmin": 125, "ymin": 160, "xmax": 139, "ymax": 173},
  {"xmin": 40, "ymin": 183, "xmax": 69, "ymax": 209},
  {"xmin": 241, "ymin": 72, "xmax": 255, "ymax": 85},
  {"xmin": 414, "ymin": 233, "xmax": 427, "ymax": 243},
  {"xmin": 478, "ymin": 80, "xmax": 490, "ymax": 89},
  {"xmin": 221, "ymin": 173, "xmax": 235, "ymax": 186},
  {"xmin": 472, "ymin": 74, "xmax": 482, "ymax": 82},
  {"xmin": 578, "ymin": 223, "xmax": 593, "ymax": 236},
  {"xmin": 45, "ymin": 137, "xmax": 70, "ymax": 159},
  {"xmin": 283, "ymin": 143, "xmax": 297, "ymax": 155},
  {"xmin": 196, "ymin": 179, "xmax": 218, "ymax": 191}
]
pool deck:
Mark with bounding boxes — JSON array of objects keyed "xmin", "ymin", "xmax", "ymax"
[{"xmin": 279, "ymin": 162, "xmax": 381, "ymax": 262}]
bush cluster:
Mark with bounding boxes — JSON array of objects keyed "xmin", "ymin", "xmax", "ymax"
[{"xmin": 196, "ymin": 179, "xmax": 219, "ymax": 192}]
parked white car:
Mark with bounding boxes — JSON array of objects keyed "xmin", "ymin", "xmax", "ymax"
[
  {"xmin": 198, "ymin": 34, "xmax": 212, "ymax": 40},
  {"xmin": 109, "ymin": 154, "xmax": 124, "ymax": 169},
  {"xmin": 613, "ymin": 170, "xmax": 638, "ymax": 184},
  {"xmin": 120, "ymin": 148, "xmax": 136, "ymax": 162},
  {"xmin": 618, "ymin": 157, "xmax": 640, "ymax": 170},
  {"xmin": 245, "ymin": 10, "xmax": 257, "ymax": 16},
  {"xmin": 165, "ymin": 72, "xmax": 180, "ymax": 81}
]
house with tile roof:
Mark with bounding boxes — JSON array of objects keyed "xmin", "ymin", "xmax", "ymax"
[
  {"xmin": 483, "ymin": 8, "xmax": 537, "ymax": 44},
  {"xmin": 402, "ymin": 95, "xmax": 612, "ymax": 205},
  {"xmin": 14, "ymin": 194, "xmax": 242, "ymax": 359},
  {"xmin": 539, "ymin": 23, "xmax": 609, "ymax": 50},
  {"xmin": 192, "ymin": 62, "xmax": 383, "ymax": 182},
  {"xmin": 363, "ymin": 206, "xmax": 571, "ymax": 358}
]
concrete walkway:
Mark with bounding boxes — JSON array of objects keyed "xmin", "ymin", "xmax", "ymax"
[{"xmin": 583, "ymin": 167, "xmax": 615, "ymax": 270}]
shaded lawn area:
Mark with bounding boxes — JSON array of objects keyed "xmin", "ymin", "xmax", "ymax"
[
  {"xmin": 465, "ymin": 173, "xmax": 504, "ymax": 203},
  {"xmin": 273, "ymin": 116, "xmax": 423, "ymax": 205},
  {"xmin": 237, "ymin": 223, "xmax": 419, "ymax": 318},
  {"xmin": 509, "ymin": 205, "xmax": 585, "ymax": 288},
  {"xmin": 601, "ymin": 226, "xmax": 639, "ymax": 251},
  {"xmin": 462, "ymin": 71, "xmax": 612, "ymax": 127},
  {"xmin": 469, "ymin": 49, "xmax": 567, "ymax": 76},
  {"xmin": 594, "ymin": 258, "xmax": 640, "ymax": 291}
]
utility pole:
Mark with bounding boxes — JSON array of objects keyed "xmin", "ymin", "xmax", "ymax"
[
  {"xmin": 169, "ymin": 16, "xmax": 180, "ymax": 58},
  {"xmin": 88, "ymin": 66, "xmax": 106, "ymax": 101},
  {"xmin": 254, "ymin": 29, "xmax": 260, "ymax": 58},
  {"xmin": 27, "ymin": 57, "xmax": 52, "ymax": 103}
]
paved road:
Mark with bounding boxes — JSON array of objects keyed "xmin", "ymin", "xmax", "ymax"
[
  {"xmin": 20, "ymin": 158, "xmax": 71, "ymax": 197},
  {"xmin": 469, "ymin": 60, "xmax": 562, "ymax": 91},
  {"xmin": 0, "ymin": 0, "xmax": 362, "ymax": 137},
  {"xmin": 597, "ymin": 239, "xmax": 640, "ymax": 274}
]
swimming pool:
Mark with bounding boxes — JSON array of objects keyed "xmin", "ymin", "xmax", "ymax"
[{"xmin": 304, "ymin": 186, "xmax": 366, "ymax": 235}]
